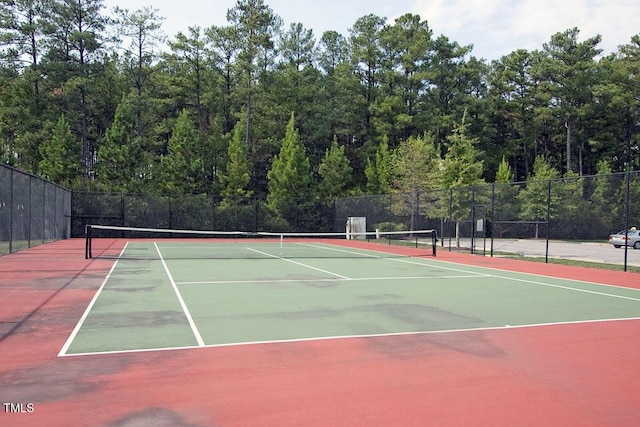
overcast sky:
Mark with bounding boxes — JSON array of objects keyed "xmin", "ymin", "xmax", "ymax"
[{"xmin": 102, "ymin": 0, "xmax": 639, "ymax": 61}]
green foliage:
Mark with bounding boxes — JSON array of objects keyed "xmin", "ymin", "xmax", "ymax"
[
  {"xmin": 226, "ymin": 0, "xmax": 281, "ymax": 155},
  {"xmin": 495, "ymin": 156, "xmax": 514, "ymax": 183},
  {"xmin": 555, "ymin": 172, "xmax": 589, "ymax": 236},
  {"xmin": 435, "ymin": 112, "xmax": 484, "ymax": 189},
  {"xmin": 428, "ymin": 114, "xmax": 486, "ymax": 223},
  {"xmin": 391, "ymin": 132, "xmax": 437, "ymax": 193},
  {"xmin": 158, "ymin": 109, "xmax": 202, "ymax": 194},
  {"xmin": 589, "ymin": 161, "xmax": 618, "ymax": 229},
  {"xmin": 541, "ymin": 28, "xmax": 602, "ymax": 173},
  {"xmin": 220, "ymin": 121, "xmax": 253, "ymax": 201},
  {"xmin": 390, "ymin": 132, "xmax": 438, "ymax": 229},
  {"xmin": 267, "ymin": 113, "xmax": 311, "ymax": 216},
  {"xmin": 1, "ymin": 1, "xmax": 639, "ymax": 200},
  {"xmin": 493, "ymin": 157, "xmax": 521, "ymax": 227},
  {"xmin": 213, "ymin": 200, "xmax": 257, "ymax": 231},
  {"xmin": 374, "ymin": 221, "xmax": 406, "ymax": 232},
  {"xmin": 317, "ymin": 136, "xmax": 353, "ymax": 199},
  {"xmin": 365, "ymin": 135, "xmax": 392, "ymax": 194},
  {"xmin": 517, "ymin": 155, "xmax": 560, "ymax": 237},
  {"xmin": 95, "ymin": 99, "xmax": 138, "ymax": 191},
  {"xmin": 350, "ymin": 14, "xmax": 386, "ymax": 148},
  {"xmin": 374, "ymin": 14, "xmax": 432, "ymax": 142},
  {"xmin": 38, "ymin": 115, "xmax": 82, "ymax": 184}
]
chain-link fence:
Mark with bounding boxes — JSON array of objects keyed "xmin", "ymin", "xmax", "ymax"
[
  {"xmin": 71, "ymin": 193, "xmax": 336, "ymax": 236},
  {"xmin": 70, "ymin": 172, "xmax": 640, "ymax": 269},
  {"xmin": 0, "ymin": 164, "xmax": 71, "ymax": 256},
  {"xmin": 336, "ymin": 171, "xmax": 640, "ymax": 271}
]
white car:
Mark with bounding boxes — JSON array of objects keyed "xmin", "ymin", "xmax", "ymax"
[{"xmin": 608, "ymin": 229, "xmax": 640, "ymax": 249}]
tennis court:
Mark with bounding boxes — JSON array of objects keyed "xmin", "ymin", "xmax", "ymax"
[
  {"xmin": 2, "ymin": 230, "xmax": 640, "ymax": 426},
  {"xmin": 62, "ymin": 229, "xmax": 640, "ymax": 357}
]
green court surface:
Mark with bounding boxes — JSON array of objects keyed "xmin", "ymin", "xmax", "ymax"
[{"xmin": 60, "ymin": 240, "xmax": 640, "ymax": 356}]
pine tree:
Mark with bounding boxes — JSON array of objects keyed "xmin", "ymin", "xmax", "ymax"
[
  {"xmin": 96, "ymin": 99, "xmax": 138, "ymax": 191},
  {"xmin": 221, "ymin": 121, "xmax": 253, "ymax": 201},
  {"xmin": 518, "ymin": 155, "xmax": 559, "ymax": 238},
  {"xmin": 267, "ymin": 112, "xmax": 311, "ymax": 216},
  {"xmin": 436, "ymin": 112, "xmax": 484, "ymax": 189},
  {"xmin": 391, "ymin": 132, "xmax": 437, "ymax": 230},
  {"xmin": 318, "ymin": 136, "xmax": 352, "ymax": 199},
  {"xmin": 38, "ymin": 115, "xmax": 81, "ymax": 184},
  {"xmin": 365, "ymin": 135, "xmax": 392, "ymax": 194},
  {"xmin": 493, "ymin": 156, "xmax": 520, "ymax": 234},
  {"xmin": 433, "ymin": 113, "xmax": 484, "ymax": 244},
  {"xmin": 159, "ymin": 109, "xmax": 201, "ymax": 194},
  {"xmin": 495, "ymin": 156, "xmax": 513, "ymax": 183}
]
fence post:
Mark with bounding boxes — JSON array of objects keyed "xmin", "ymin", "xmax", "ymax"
[
  {"xmin": 623, "ymin": 170, "xmax": 630, "ymax": 272},
  {"xmin": 490, "ymin": 183, "xmax": 495, "ymax": 257},
  {"xmin": 254, "ymin": 197, "xmax": 259, "ymax": 233},
  {"xmin": 471, "ymin": 186, "xmax": 476, "ymax": 254},
  {"xmin": 9, "ymin": 169, "xmax": 13, "ymax": 253},
  {"xmin": 448, "ymin": 188, "xmax": 453, "ymax": 251},
  {"xmin": 545, "ymin": 179, "xmax": 551, "ymax": 263},
  {"xmin": 168, "ymin": 195, "xmax": 172, "ymax": 230},
  {"xmin": 27, "ymin": 175, "xmax": 32, "ymax": 248},
  {"xmin": 42, "ymin": 180, "xmax": 47, "ymax": 244},
  {"xmin": 120, "ymin": 193, "xmax": 125, "ymax": 226}
]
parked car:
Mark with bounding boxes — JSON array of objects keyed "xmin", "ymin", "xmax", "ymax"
[{"xmin": 608, "ymin": 229, "xmax": 640, "ymax": 249}]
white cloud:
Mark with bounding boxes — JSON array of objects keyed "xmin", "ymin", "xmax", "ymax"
[
  {"xmin": 410, "ymin": 0, "xmax": 639, "ymax": 59},
  {"xmin": 103, "ymin": 0, "xmax": 639, "ymax": 60}
]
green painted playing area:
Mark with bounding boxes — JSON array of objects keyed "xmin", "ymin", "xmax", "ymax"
[{"xmin": 60, "ymin": 240, "xmax": 640, "ymax": 356}]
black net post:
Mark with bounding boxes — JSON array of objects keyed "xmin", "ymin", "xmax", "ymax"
[
  {"xmin": 432, "ymin": 230, "xmax": 437, "ymax": 257},
  {"xmin": 85, "ymin": 224, "xmax": 92, "ymax": 259}
]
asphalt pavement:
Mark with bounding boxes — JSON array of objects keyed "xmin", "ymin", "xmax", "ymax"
[{"xmin": 441, "ymin": 238, "xmax": 640, "ymax": 267}]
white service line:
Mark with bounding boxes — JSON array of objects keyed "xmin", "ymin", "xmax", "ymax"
[
  {"xmin": 154, "ymin": 242, "xmax": 205, "ymax": 347},
  {"xmin": 177, "ymin": 275, "xmax": 483, "ymax": 285}
]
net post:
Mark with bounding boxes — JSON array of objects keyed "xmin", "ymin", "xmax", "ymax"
[
  {"xmin": 432, "ymin": 229, "xmax": 437, "ymax": 257},
  {"xmin": 279, "ymin": 233, "xmax": 283, "ymax": 258},
  {"xmin": 85, "ymin": 224, "xmax": 92, "ymax": 259}
]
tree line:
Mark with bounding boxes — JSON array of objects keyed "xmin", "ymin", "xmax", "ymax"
[{"xmin": 1, "ymin": 0, "xmax": 639, "ymax": 214}]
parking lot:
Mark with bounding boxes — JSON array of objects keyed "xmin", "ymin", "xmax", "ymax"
[{"xmin": 445, "ymin": 238, "xmax": 640, "ymax": 267}]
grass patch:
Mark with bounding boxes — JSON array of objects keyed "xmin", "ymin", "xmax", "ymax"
[{"xmin": 497, "ymin": 253, "xmax": 640, "ymax": 273}]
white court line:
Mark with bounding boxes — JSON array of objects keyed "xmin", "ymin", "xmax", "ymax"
[
  {"xmin": 291, "ymin": 242, "xmax": 489, "ymax": 280},
  {"xmin": 154, "ymin": 242, "xmax": 205, "ymax": 347},
  {"xmin": 58, "ymin": 242, "xmax": 131, "ymax": 357},
  {"xmin": 407, "ymin": 254, "xmax": 640, "ymax": 292},
  {"xmin": 497, "ymin": 275, "xmax": 640, "ymax": 302},
  {"xmin": 389, "ymin": 257, "xmax": 640, "ymax": 302},
  {"xmin": 295, "ymin": 242, "xmax": 640, "ymax": 297},
  {"xmin": 247, "ymin": 247, "xmax": 352, "ymax": 280},
  {"xmin": 177, "ymin": 275, "xmax": 485, "ymax": 285},
  {"xmin": 60, "ymin": 242, "xmax": 640, "ymax": 357},
  {"xmin": 59, "ymin": 316, "xmax": 640, "ymax": 357},
  {"xmin": 390, "ymin": 256, "xmax": 487, "ymax": 273},
  {"xmin": 296, "ymin": 242, "xmax": 380, "ymax": 258}
]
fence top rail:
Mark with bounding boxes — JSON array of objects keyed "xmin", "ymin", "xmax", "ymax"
[{"xmin": 0, "ymin": 164, "xmax": 70, "ymax": 192}]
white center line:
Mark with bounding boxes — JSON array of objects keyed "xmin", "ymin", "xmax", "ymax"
[
  {"xmin": 247, "ymin": 247, "xmax": 352, "ymax": 280},
  {"xmin": 154, "ymin": 242, "xmax": 205, "ymax": 347}
]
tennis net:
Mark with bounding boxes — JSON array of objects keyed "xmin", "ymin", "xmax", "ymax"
[{"xmin": 84, "ymin": 225, "xmax": 438, "ymax": 260}]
